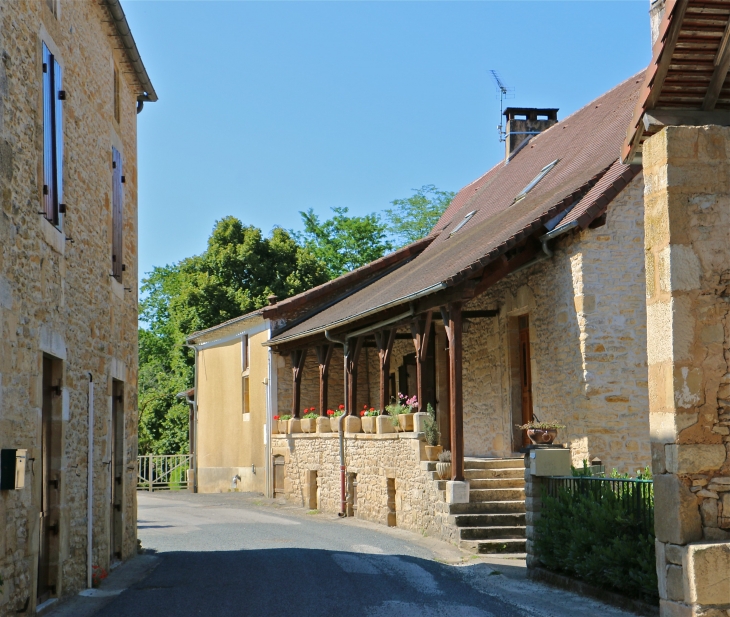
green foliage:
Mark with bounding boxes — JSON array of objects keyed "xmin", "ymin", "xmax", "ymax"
[
  {"xmin": 535, "ymin": 483, "xmax": 658, "ymax": 603},
  {"xmin": 384, "ymin": 185, "xmax": 455, "ymax": 247},
  {"xmin": 295, "ymin": 207, "xmax": 392, "ymax": 277},
  {"xmin": 423, "ymin": 403, "xmax": 439, "ymax": 446}
]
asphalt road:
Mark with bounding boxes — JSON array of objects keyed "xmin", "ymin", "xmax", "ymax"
[{"xmin": 57, "ymin": 491, "xmax": 637, "ymax": 617}]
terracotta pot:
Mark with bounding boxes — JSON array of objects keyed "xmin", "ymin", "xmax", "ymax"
[
  {"xmin": 425, "ymin": 445, "xmax": 443, "ymax": 461},
  {"xmin": 330, "ymin": 416, "xmax": 343, "ymax": 432},
  {"xmin": 436, "ymin": 462, "xmax": 451, "ymax": 480},
  {"xmin": 361, "ymin": 416, "xmax": 376, "ymax": 433},
  {"xmin": 398, "ymin": 413, "xmax": 415, "ymax": 432},
  {"xmin": 278, "ymin": 420, "xmax": 288, "ymax": 434},
  {"xmin": 527, "ymin": 428, "xmax": 558, "ymax": 445},
  {"xmin": 301, "ymin": 418, "xmax": 317, "ymax": 433}
]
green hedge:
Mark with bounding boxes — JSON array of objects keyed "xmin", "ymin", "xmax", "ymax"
[{"xmin": 535, "ymin": 483, "xmax": 658, "ymax": 603}]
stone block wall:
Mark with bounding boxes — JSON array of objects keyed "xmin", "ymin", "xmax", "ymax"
[{"xmin": 0, "ymin": 2, "xmax": 143, "ymax": 613}]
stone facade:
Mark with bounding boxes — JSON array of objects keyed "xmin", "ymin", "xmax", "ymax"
[
  {"xmin": 0, "ymin": 2, "xmax": 148, "ymax": 614},
  {"xmin": 643, "ymin": 126, "xmax": 730, "ymax": 617}
]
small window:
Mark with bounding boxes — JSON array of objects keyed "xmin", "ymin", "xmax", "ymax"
[
  {"xmin": 113, "ymin": 66, "xmax": 120, "ymax": 124},
  {"xmin": 449, "ymin": 211, "xmax": 476, "ymax": 237},
  {"xmin": 42, "ymin": 43, "xmax": 64, "ymax": 228},
  {"xmin": 242, "ymin": 376, "xmax": 250, "ymax": 414},
  {"xmin": 514, "ymin": 159, "xmax": 559, "ymax": 203},
  {"xmin": 111, "ymin": 147, "xmax": 123, "ymax": 282},
  {"xmin": 241, "ymin": 334, "xmax": 249, "ymax": 371}
]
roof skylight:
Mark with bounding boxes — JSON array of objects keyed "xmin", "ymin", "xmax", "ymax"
[
  {"xmin": 514, "ymin": 159, "xmax": 559, "ymax": 203},
  {"xmin": 449, "ymin": 211, "xmax": 476, "ymax": 237}
]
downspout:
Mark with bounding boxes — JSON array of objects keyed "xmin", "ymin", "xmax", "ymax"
[
  {"xmin": 87, "ymin": 373, "xmax": 94, "ymax": 589},
  {"xmin": 325, "ymin": 330, "xmax": 348, "ymax": 517}
]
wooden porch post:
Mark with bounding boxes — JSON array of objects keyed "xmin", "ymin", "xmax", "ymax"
[
  {"xmin": 315, "ymin": 345, "xmax": 333, "ymax": 415},
  {"xmin": 290, "ymin": 349, "xmax": 308, "ymax": 418},
  {"xmin": 374, "ymin": 329, "xmax": 396, "ymax": 412},
  {"xmin": 441, "ymin": 303, "xmax": 464, "ymax": 482},
  {"xmin": 345, "ymin": 337, "xmax": 363, "ymax": 415},
  {"xmin": 410, "ymin": 311, "xmax": 432, "ymax": 412}
]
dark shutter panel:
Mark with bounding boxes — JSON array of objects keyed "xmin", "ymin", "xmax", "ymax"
[
  {"xmin": 53, "ymin": 58, "xmax": 64, "ymax": 228},
  {"xmin": 111, "ymin": 147, "xmax": 123, "ymax": 281},
  {"xmin": 42, "ymin": 44, "xmax": 55, "ymax": 223},
  {"xmin": 242, "ymin": 334, "xmax": 249, "ymax": 371}
]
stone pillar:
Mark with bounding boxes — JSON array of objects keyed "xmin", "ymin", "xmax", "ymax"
[
  {"xmin": 524, "ymin": 452, "xmax": 545, "ymax": 569},
  {"xmin": 643, "ymin": 126, "xmax": 730, "ymax": 617}
]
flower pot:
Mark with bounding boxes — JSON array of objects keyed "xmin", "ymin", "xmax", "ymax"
[
  {"xmin": 288, "ymin": 418, "xmax": 302, "ymax": 434},
  {"xmin": 330, "ymin": 416, "xmax": 343, "ymax": 432},
  {"xmin": 271, "ymin": 422, "xmax": 279, "ymax": 435},
  {"xmin": 376, "ymin": 415, "xmax": 394, "ymax": 434},
  {"xmin": 527, "ymin": 428, "xmax": 558, "ymax": 445},
  {"xmin": 316, "ymin": 417, "xmax": 331, "ymax": 433},
  {"xmin": 278, "ymin": 420, "xmax": 288, "ymax": 434},
  {"xmin": 361, "ymin": 416, "xmax": 375, "ymax": 433},
  {"xmin": 425, "ymin": 445, "xmax": 443, "ymax": 461},
  {"xmin": 301, "ymin": 418, "xmax": 317, "ymax": 433},
  {"xmin": 436, "ymin": 462, "xmax": 451, "ymax": 480},
  {"xmin": 398, "ymin": 413, "xmax": 415, "ymax": 432},
  {"xmin": 344, "ymin": 415, "xmax": 361, "ymax": 433}
]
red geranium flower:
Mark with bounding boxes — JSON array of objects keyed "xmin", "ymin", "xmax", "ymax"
[
  {"xmin": 273, "ymin": 415, "xmax": 280, "ymax": 421},
  {"xmin": 338, "ymin": 404, "xmax": 345, "ymax": 410},
  {"xmin": 360, "ymin": 410, "xmax": 365, "ymax": 417},
  {"xmin": 327, "ymin": 410, "xmax": 334, "ymax": 416}
]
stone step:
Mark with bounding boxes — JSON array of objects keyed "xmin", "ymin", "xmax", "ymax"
[
  {"xmin": 470, "ymin": 488, "xmax": 525, "ymax": 502},
  {"xmin": 464, "ymin": 468, "xmax": 524, "ymax": 480},
  {"xmin": 459, "ymin": 525, "xmax": 526, "ymax": 541},
  {"xmin": 449, "ymin": 500, "xmax": 526, "ymax": 516},
  {"xmin": 460, "ymin": 538, "xmax": 527, "ymax": 554},
  {"xmin": 464, "ymin": 458, "xmax": 523, "ymax": 470},
  {"xmin": 468, "ymin": 478, "xmax": 525, "ymax": 489},
  {"xmin": 451, "ymin": 512, "xmax": 526, "ymax": 528}
]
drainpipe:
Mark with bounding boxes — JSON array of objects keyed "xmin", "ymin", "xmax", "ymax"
[
  {"xmin": 87, "ymin": 373, "xmax": 94, "ymax": 589},
  {"xmin": 325, "ymin": 330, "xmax": 348, "ymax": 517}
]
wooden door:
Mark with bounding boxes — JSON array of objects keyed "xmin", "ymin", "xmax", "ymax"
[
  {"xmin": 110, "ymin": 382, "xmax": 124, "ymax": 562},
  {"xmin": 518, "ymin": 316, "xmax": 534, "ymax": 446},
  {"xmin": 273, "ymin": 456, "xmax": 285, "ymax": 497}
]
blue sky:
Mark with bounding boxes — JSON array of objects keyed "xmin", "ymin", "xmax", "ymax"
[{"xmin": 125, "ymin": 1, "xmax": 651, "ymax": 283}]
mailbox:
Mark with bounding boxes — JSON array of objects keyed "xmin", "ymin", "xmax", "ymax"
[
  {"xmin": 1, "ymin": 449, "xmax": 27, "ymax": 490},
  {"xmin": 529, "ymin": 448, "xmax": 571, "ymax": 477}
]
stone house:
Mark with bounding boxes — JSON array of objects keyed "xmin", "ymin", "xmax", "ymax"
[{"xmin": 0, "ymin": 1, "xmax": 156, "ymax": 614}]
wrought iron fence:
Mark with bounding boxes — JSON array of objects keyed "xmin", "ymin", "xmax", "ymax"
[
  {"xmin": 137, "ymin": 454, "xmax": 192, "ymax": 491},
  {"xmin": 545, "ymin": 476, "xmax": 654, "ymax": 535}
]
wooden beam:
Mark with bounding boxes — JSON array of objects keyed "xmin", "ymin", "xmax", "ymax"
[
  {"xmin": 374, "ymin": 329, "xmax": 396, "ymax": 412},
  {"xmin": 345, "ymin": 337, "xmax": 363, "ymax": 416},
  {"xmin": 703, "ymin": 20, "xmax": 730, "ymax": 111},
  {"xmin": 290, "ymin": 349, "xmax": 308, "ymax": 418},
  {"xmin": 315, "ymin": 344, "xmax": 333, "ymax": 416},
  {"xmin": 645, "ymin": 0, "xmax": 689, "ymax": 110},
  {"xmin": 644, "ymin": 109, "xmax": 730, "ymax": 129},
  {"xmin": 446, "ymin": 302, "xmax": 464, "ymax": 482},
  {"xmin": 410, "ymin": 312, "xmax": 432, "ymax": 413},
  {"xmin": 433, "ymin": 310, "xmax": 499, "ymax": 320},
  {"xmin": 472, "ymin": 243, "xmax": 540, "ymax": 298}
]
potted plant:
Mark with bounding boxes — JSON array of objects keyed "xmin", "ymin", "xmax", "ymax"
[
  {"xmin": 436, "ymin": 450, "xmax": 451, "ymax": 480},
  {"xmin": 387, "ymin": 393, "xmax": 417, "ymax": 432},
  {"xmin": 329, "ymin": 406, "xmax": 344, "ymax": 432},
  {"xmin": 279, "ymin": 414, "xmax": 292, "ymax": 433},
  {"xmin": 360, "ymin": 406, "xmax": 378, "ymax": 433},
  {"xmin": 517, "ymin": 419, "xmax": 565, "ymax": 445},
  {"xmin": 272, "ymin": 415, "xmax": 280, "ymax": 434},
  {"xmin": 301, "ymin": 407, "xmax": 318, "ymax": 433},
  {"xmin": 423, "ymin": 404, "xmax": 442, "ymax": 461}
]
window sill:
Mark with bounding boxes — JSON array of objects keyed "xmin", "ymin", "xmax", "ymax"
[
  {"xmin": 111, "ymin": 277, "xmax": 125, "ymax": 301},
  {"xmin": 41, "ymin": 218, "xmax": 64, "ymax": 256}
]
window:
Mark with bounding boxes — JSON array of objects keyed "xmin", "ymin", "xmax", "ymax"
[
  {"xmin": 113, "ymin": 66, "xmax": 120, "ymax": 124},
  {"xmin": 514, "ymin": 159, "xmax": 559, "ymax": 203},
  {"xmin": 241, "ymin": 334, "xmax": 249, "ymax": 371},
  {"xmin": 42, "ymin": 43, "xmax": 64, "ymax": 228},
  {"xmin": 111, "ymin": 147, "xmax": 123, "ymax": 281},
  {"xmin": 242, "ymin": 376, "xmax": 250, "ymax": 415},
  {"xmin": 449, "ymin": 210, "xmax": 476, "ymax": 237}
]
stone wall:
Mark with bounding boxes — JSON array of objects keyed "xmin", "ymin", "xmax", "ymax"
[
  {"xmin": 0, "ymin": 1, "xmax": 143, "ymax": 613},
  {"xmin": 271, "ymin": 433, "xmax": 456, "ymax": 543}
]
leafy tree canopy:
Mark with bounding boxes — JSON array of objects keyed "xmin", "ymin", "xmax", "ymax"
[{"xmin": 384, "ymin": 185, "xmax": 456, "ymax": 247}]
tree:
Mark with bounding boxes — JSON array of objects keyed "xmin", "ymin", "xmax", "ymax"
[
  {"xmin": 295, "ymin": 207, "xmax": 392, "ymax": 277},
  {"xmin": 138, "ymin": 217, "xmax": 330, "ymax": 454},
  {"xmin": 384, "ymin": 185, "xmax": 456, "ymax": 247}
]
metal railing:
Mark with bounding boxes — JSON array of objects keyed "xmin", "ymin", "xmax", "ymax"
[
  {"xmin": 137, "ymin": 454, "xmax": 192, "ymax": 491},
  {"xmin": 545, "ymin": 476, "xmax": 654, "ymax": 534}
]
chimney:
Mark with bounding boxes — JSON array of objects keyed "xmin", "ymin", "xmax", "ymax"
[
  {"xmin": 267, "ymin": 294, "xmax": 278, "ymax": 305},
  {"xmin": 650, "ymin": 0, "xmax": 666, "ymax": 47},
  {"xmin": 503, "ymin": 107, "xmax": 558, "ymax": 161}
]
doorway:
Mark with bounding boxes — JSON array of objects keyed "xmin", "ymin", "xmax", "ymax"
[
  {"xmin": 110, "ymin": 380, "xmax": 124, "ymax": 562},
  {"xmin": 38, "ymin": 355, "xmax": 62, "ymax": 604},
  {"xmin": 518, "ymin": 316, "xmax": 534, "ymax": 447}
]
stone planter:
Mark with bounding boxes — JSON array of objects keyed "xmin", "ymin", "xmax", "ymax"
[
  {"xmin": 301, "ymin": 418, "xmax": 317, "ymax": 433},
  {"xmin": 398, "ymin": 413, "xmax": 415, "ymax": 432},
  {"xmin": 343, "ymin": 415, "xmax": 362, "ymax": 433},
  {"xmin": 316, "ymin": 417, "xmax": 330, "ymax": 433},
  {"xmin": 361, "ymin": 416, "xmax": 376, "ymax": 433},
  {"xmin": 330, "ymin": 416, "xmax": 343, "ymax": 432},
  {"xmin": 527, "ymin": 428, "xmax": 558, "ymax": 445},
  {"xmin": 436, "ymin": 462, "xmax": 451, "ymax": 480},
  {"xmin": 278, "ymin": 420, "xmax": 288, "ymax": 434},
  {"xmin": 425, "ymin": 445, "xmax": 443, "ymax": 461},
  {"xmin": 375, "ymin": 415, "xmax": 394, "ymax": 434},
  {"xmin": 271, "ymin": 421, "xmax": 279, "ymax": 435},
  {"xmin": 288, "ymin": 418, "xmax": 302, "ymax": 434}
]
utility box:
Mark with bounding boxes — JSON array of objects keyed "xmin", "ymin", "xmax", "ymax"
[
  {"xmin": 1, "ymin": 449, "xmax": 27, "ymax": 490},
  {"xmin": 529, "ymin": 448, "xmax": 571, "ymax": 477}
]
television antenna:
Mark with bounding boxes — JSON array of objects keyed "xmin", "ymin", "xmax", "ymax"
[{"xmin": 490, "ymin": 70, "xmax": 514, "ymax": 143}]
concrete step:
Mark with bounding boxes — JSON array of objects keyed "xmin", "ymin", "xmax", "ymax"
[
  {"xmin": 449, "ymin": 500, "xmax": 526, "ymax": 516},
  {"xmin": 469, "ymin": 488, "xmax": 525, "ymax": 502},
  {"xmin": 459, "ymin": 525, "xmax": 526, "ymax": 541},
  {"xmin": 464, "ymin": 468, "xmax": 524, "ymax": 480},
  {"xmin": 464, "ymin": 458, "xmax": 523, "ymax": 470},
  {"xmin": 451, "ymin": 512, "xmax": 526, "ymax": 528},
  {"xmin": 468, "ymin": 478, "xmax": 525, "ymax": 489},
  {"xmin": 460, "ymin": 538, "xmax": 527, "ymax": 554}
]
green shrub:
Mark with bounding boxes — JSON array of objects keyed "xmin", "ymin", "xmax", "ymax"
[{"xmin": 535, "ymin": 482, "xmax": 657, "ymax": 603}]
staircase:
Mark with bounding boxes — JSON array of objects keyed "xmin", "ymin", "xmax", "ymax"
[{"xmin": 429, "ymin": 457, "xmax": 526, "ymax": 554}]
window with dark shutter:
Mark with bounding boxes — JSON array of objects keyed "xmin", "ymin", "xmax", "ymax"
[
  {"xmin": 113, "ymin": 66, "xmax": 120, "ymax": 124},
  {"xmin": 42, "ymin": 43, "xmax": 63, "ymax": 228},
  {"xmin": 111, "ymin": 147, "xmax": 123, "ymax": 282}
]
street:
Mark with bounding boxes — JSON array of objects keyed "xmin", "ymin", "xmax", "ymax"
[{"xmin": 49, "ymin": 491, "xmax": 639, "ymax": 617}]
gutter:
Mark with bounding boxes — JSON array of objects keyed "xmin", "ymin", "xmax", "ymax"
[{"xmin": 101, "ymin": 0, "xmax": 158, "ymax": 104}]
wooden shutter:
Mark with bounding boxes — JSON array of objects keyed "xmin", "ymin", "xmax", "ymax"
[
  {"xmin": 241, "ymin": 334, "xmax": 249, "ymax": 371},
  {"xmin": 41, "ymin": 44, "xmax": 63, "ymax": 227},
  {"xmin": 111, "ymin": 147, "xmax": 123, "ymax": 281},
  {"xmin": 53, "ymin": 57, "xmax": 63, "ymax": 228}
]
